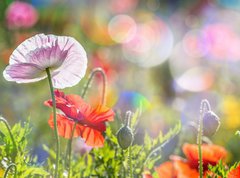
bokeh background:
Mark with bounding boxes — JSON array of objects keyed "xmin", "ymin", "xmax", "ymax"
[{"xmin": 0, "ymin": 0, "xmax": 240, "ymax": 164}]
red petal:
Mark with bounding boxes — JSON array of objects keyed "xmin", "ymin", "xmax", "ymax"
[
  {"xmin": 173, "ymin": 160, "xmax": 199, "ymax": 178},
  {"xmin": 155, "ymin": 161, "xmax": 176, "ymax": 178},
  {"xmin": 48, "ymin": 114, "xmax": 81, "ymax": 139},
  {"xmin": 84, "ymin": 104, "xmax": 114, "ymax": 124},
  {"xmin": 80, "ymin": 126, "xmax": 105, "ymax": 147},
  {"xmin": 228, "ymin": 164, "xmax": 240, "ymax": 178},
  {"xmin": 183, "ymin": 143, "xmax": 227, "ymax": 169}
]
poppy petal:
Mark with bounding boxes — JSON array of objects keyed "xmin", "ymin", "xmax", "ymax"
[
  {"xmin": 48, "ymin": 113, "xmax": 81, "ymax": 139},
  {"xmin": 80, "ymin": 126, "xmax": 105, "ymax": 147},
  {"xmin": 228, "ymin": 164, "xmax": 240, "ymax": 178},
  {"xmin": 3, "ymin": 63, "xmax": 47, "ymax": 83},
  {"xmin": 173, "ymin": 160, "xmax": 199, "ymax": 178},
  {"xmin": 85, "ymin": 104, "xmax": 115, "ymax": 124},
  {"xmin": 155, "ymin": 161, "xmax": 176, "ymax": 178},
  {"xmin": 183, "ymin": 143, "xmax": 227, "ymax": 169}
]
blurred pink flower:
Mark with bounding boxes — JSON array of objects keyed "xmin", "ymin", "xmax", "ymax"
[
  {"xmin": 3, "ymin": 34, "xmax": 87, "ymax": 89},
  {"xmin": 6, "ymin": 1, "xmax": 38, "ymax": 29},
  {"xmin": 74, "ymin": 138, "xmax": 92, "ymax": 155}
]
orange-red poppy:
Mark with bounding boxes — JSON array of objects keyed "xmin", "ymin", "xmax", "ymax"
[
  {"xmin": 155, "ymin": 161, "xmax": 177, "ymax": 178},
  {"xmin": 152, "ymin": 143, "xmax": 228, "ymax": 178},
  {"xmin": 45, "ymin": 90, "xmax": 114, "ymax": 147},
  {"xmin": 183, "ymin": 143, "xmax": 228, "ymax": 170},
  {"xmin": 227, "ymin": 164, "xmax": 240, "ymax": 178}
]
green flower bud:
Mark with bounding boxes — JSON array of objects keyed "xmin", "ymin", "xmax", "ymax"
[
  {"xmin": 203, "ymin": 111, "xmax": 220, "ymax": 137},
  {"xmin": 117, "ymin": 125, "xmax": 134, "ymax": 150}
]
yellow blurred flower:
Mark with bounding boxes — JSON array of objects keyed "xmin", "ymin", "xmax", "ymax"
[
  {"xmin": 222, "ymin": 96, "xmax": 240, "ymax": 129},
  {"xmin": 0, "ymin": 168, "xmax": 5, "ymax": 177}
]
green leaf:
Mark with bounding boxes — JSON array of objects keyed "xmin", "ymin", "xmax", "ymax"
[{"xmin": 21, "ymin": 167, "xmax": 49, "ymax": 177}]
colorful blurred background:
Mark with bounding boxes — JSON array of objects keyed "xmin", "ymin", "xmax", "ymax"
[{"xmin": 0, "ymin": 0, "xmax": 240, "ymax": 164}]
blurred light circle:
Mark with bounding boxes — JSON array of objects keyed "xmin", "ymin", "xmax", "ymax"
[
  {"xmin": 109, "ymin": 0, "xmax": 138, "ymax": 13},
  {"xmin": 108, "ymin": 14, "xmax": 137, "ymax": 43},
  {"xmin": 176, "ymin": 66, "xmax": 214, "ymax": 92},
  {"xmin": 122, "ymin": 17, "xmax": 174, "ymax": 67},
  {"xmin": 80, "ymin": 11, "xmax": 114, "ymax": 46},
  {"xmin": 217, "ymin": 0, "xmax": 240, "ymax": 10},
  {"xmin": 170, "ymin": 43, "xmax": 214, "ymax": 92},
  {"xmin": 201, "ymin": 23, "xmax": 240, "ymax": 61},
  {"xmin": 182, "ymin": 29, "xmax": 208, "ymax": 58},
  {"xmin": 114, "ymin": 91, "xmax": 151, "ymax": 113}
]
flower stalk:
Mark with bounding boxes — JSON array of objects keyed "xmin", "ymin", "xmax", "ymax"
[
  {"xmin": 0, "ymin": 116, "xmax": 17, "ymax": 158},
  {"xmin": 46, "ymin": 68, "xmax": 60, "ymax": 178},
  {"xmin": 67, "ymin": 67, "xmax": 107, "ymax": 177},
  {"xmin": 4, "ymin": 163, "xmax": 17, "ymax": 178},
  {"xmin": 198, "ymin": 99, "xmax": 211, "ymax": 178}
]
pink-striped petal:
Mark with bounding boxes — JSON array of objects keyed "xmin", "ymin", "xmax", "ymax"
[
  {"xmin": 3, "ymin": 63, "xmax": 47, "ymax": 83},
  {"xmin": 4, "ymin": 34, "xmax": 87, "ymax": 89}
]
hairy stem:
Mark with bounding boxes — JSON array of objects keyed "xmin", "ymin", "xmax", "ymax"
[
  {"xmin": 67, "ymin": 67, "xmax": 107, "ymax": 177},
  {"xmin": 198, "ymin": 99, "xmax": 210, "ymax": 178},
  {"xmin": 0, "ymin": 117, "xmax": 17, "ymax": 153},
  {"xmin": 81, "ymin": 67, "xmax": 107, "ymax": 104},
  {"xmin": 46, "ymin": 68, "xmax": 60, "ymax": 177},
  {"xmin": 127, "ymin": 111, "xmax": 133, "ymax": 178},
  {"xmin": 4, "ymin": 163, "xmax": 17, "ymax": 178}
]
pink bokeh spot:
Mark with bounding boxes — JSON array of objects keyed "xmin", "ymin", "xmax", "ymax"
[
  {"xmin": 6, "ymin": 1, "xmax": 38, "ymax": 29},
  {"xmin": 3, "ymin": 34, "xmax": 87, "ymax": 89}
]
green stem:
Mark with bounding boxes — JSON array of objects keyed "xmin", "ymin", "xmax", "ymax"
[
  {"xmin": 46, "ymin": 68, "xmax": 60, "ymax": 178},
  {"xmin": 198, "ymin": 115, "xmax": 203, "ymax": 178},
  {"xmin": 128, "ymin": 146, "xmax": 133, "ymax": 178},
  {"xmin": 81, "ymin": 67, "xmax": 107, "ymax": 104},
  {"xmin": 198, "ymin": 99, "xmax": 210, "ymax": 178},
  {"xmin": 0, "ymin": 116, "xmax": 17, "ymax": 155},
  {"xmin": 4, "ymin": 163, "xmax": 17, "ymax": 178},
  {"xmin": 121, "ymin": 149, "xmax": 126, "ymax": 177},
  {"xmin": 67, "ymin": 123, "xmax": 76, "ymax": 178},
  {"xmin": 127, "ymin": 111, "xmax": 133, "ymax": 178},
  {"xmin": 67, "ymin": 67, "xmax": 107, "ymax": 177}
]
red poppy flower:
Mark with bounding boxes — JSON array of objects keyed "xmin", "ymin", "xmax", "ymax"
[
  {"xmin": 45, "ymin": 90, "xmax": 114, "ymax": 147},
  {"xmin": 155, "ymin": 161, "xmax": 177, "ymax": 178},
  {"xmin": 152, "ymin": 144, "xmax": 228, "ymax": 178},
  {"xmin": 183, "ymin": 143, "xmax": 228, "ymax": 170},
  {"xmin": 173, "ymin": 159, "xmax": 199, "ymax": 178},
  {"xmin": 228, "ymin": 164, "xmax": 240, "ymax": 178}
]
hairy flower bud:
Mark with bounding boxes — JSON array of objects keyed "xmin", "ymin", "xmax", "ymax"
[
  {"xmin": 117, "ymin": 125, "xmax": 134, "ymax": 150},
  {"xmin": 203, "ymin": 111, "xmax": 220, "ymax": 137}
]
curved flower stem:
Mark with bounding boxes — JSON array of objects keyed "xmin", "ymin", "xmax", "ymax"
[
  {"xmin": 67, "ymin": 67, "xmax": 107, "ymax": 177},
  {"xmin": 81, "ymin": 67, "xmax": 107, "ymax": 104},
  {"xmin": 4, "ymin": 163, "xmax": 17, "ymax": 178},
  {"xmin": 67, "ymin": 123, "xmax": 76, "ymax": 178},
  {"xmin": 198, "ymin": 99, "xmax": 210, "ymax": 178},
  {"xmin": 126, "ymin": 111, "xmax": 133, "ymax": 178},
  {"xmin": 46, "ymin": 68, "xmax": 60, "ymax": 178},
  {"xmin": 0, "ymin": 116, "xmax": 17, "ymax": 156}
]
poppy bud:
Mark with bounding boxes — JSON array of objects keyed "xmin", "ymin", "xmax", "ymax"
[
  {"xmin": 203, "ymin": 111, "xmax": 220, "ymax": 137},
  {"xmin": 117, "ymin": 125, "xmax": 134, "ymax": 150}
]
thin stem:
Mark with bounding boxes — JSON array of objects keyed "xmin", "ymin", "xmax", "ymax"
[
  {"xmin": 125, "ymin": 111, "xmax": 132, "ymax": 127},
  {"xmin": 81, "ymin": 67, "xmax": 107, "ymax": 104},
  {"xmin": 128, "ymin": 146, "xmax": 133, "ymax": 178},
  {"xmin": 128, "ymin": 113, "xmax": 133, "ymax": 178},
  {"xmin": 68, "ymin": 123, "xmax": 76, "ymax": 178},
  {"xmin": 67, "ymin": 67, "xmax": 107, "ymax": 177},
  {"xmin": 4, "ymin": 163, "xmax": 17, "ymax": 178},
  {"xmin": 198, "ymin": 99, "xmax": 210, "ymax": 178},
  {"xmin": 0, "ymin": 117, "xmax": 17, "ymax": 154},
  {"xmin": 46, "ymin": 68, "xmax": 60, "ymax": 178},
  {"xmin": 121, "ymin": 150, "xmax": 126, "ymax": 177}
]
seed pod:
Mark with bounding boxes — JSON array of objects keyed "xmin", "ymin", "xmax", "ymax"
[
  {"xmin": 117, "ymin": 125, "xmax": 134, "ymax": 150},
  {"xmin": 203, "ymin": 111, "xmax": 220, "ymax": 137}
]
